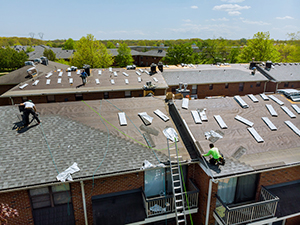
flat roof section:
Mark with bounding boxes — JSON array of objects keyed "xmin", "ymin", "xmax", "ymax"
[{"xmin": 173, "ymin": 94, "xmax": 300, "ymax": 177}]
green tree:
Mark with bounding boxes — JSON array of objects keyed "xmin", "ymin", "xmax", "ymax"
[
  {"xmin": 43, "ymin": 48, "xmax": 56, "ymax": 61},
  {"xmin": 239, "ymin": 31, "xmax": 280, "ymax": 62},
  {"xmin": 106, "ymin": 41, "xmax": 115, "ymax": 49},
  {"xmin": 55, "ymin": 58, "xmax": 70, "ymax": 66},
  {"xmin": 26, "ymin": 46, "xmax": 34, "ymax": 53},
  {"xmin": 115, "ymin": 43, "xmax": 134, "ymax": 67},
  {"xmin": 163, "ymin": 43, "xmax": 196, "ymax": 65},
  {"xmin": 0, "ymin": 47, "xmax": 28, "ymax": 71},
  {"xmin": 64, "ymin": 38, "xmax": 75, "ymax": 50},
  {"xmin": 71, "ymin": 34, "xmax": 113, "ymax": 68}
]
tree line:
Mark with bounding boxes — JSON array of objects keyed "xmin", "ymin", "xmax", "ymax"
[{"xmin": 0, "ymin": 31, "xmax": 299, "ymax": 72}]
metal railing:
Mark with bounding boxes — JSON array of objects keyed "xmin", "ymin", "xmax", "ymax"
[
  {"xmin": 214, "ymin": 186, "xmax": 279, "ymax": 225},
  {"xmin": 142, "ymin": 179, "xmax": 199, "ymax": 217}
]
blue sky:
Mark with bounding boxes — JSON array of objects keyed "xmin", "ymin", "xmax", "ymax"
[{"xmin": 1, "ymin": 0, "xmax": 299, "ymax": 41}]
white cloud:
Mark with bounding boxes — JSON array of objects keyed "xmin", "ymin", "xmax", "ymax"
[
  {"xmin": 242, "ymin": 19, "xmax": 270, "ymax": 25},
  {"xmin": 228, "ymin": 11, "xmax": 241, "ymax": 16},
  {"xmin": 213, "ymin": 4, "xmax": 250, "ymax": 11},
  {"xmin": 276, "ymin": 16, "xmax": 294, "ymax": 20},
  {"xmin": 211, "ymin": 17, "xmax": 229, "ymax": 21},
  {"xmin": 191, "ymin": 6, "xmax": 198, "ymax": 9},
  {"xmin": 213, "ymin": 4, "xmax": 250, "ymax": 16},
  {"xmin": 221, "ymin": 0, "xmax": 245, "ymax": 2},
  {"xmin": 183, "ymin": 19, "xmax": 192, "ymax": 22}
]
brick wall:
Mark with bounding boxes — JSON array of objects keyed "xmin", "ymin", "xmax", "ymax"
[
  {"xmin": 0, "ymin": 190, "xmax": 34, "ymax": 224},
  {"xmin": 168, "ymin": 81, "xmax": 266, "ymax": 99},
  {"xmin": 71, "ymin": 172, "xmax": 144, "ymax": 225},
  {"xmin": 257, "ymin": 166, "xmax": 300, "ymax": 188},
  {"xmin": 286, "ymin": 215, "xmax": 300, "ymax": 225},
  {"xmin": 187, "ymin": 164, "xmax": 218, "ymax": 225}
]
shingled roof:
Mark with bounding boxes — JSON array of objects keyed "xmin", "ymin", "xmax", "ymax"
[
  {"xmin": 0, "ymin": 97, "xmax": 190, "ymax": 191},
  {"xmin": 174, "ymin": 94, "xmax": 300, "ymax": 178}
]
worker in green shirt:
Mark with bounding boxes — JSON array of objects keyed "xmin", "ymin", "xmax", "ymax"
[{"xmin": 203, "ymin": 143, "xmax": 225, "ymax": 166}]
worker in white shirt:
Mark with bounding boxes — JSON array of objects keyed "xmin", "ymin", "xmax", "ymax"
[{"xmin": 20, "ymin": 100, "xmax": 41, "ymax": 127}]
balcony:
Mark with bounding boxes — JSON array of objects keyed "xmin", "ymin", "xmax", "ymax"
[
  {"xmin": 214, "ymin": 186, "xmax": 279, "ymax": 225},
  {"xmin": 142, "ymin": 178, "xmax": 199, "ymax": 218}
]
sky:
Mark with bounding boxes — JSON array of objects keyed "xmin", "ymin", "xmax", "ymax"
[{"xmin": 1, "ymin": 0, "xmax": 299, "ymax": 41}]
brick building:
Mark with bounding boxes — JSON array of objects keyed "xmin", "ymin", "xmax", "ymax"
[
  {"xmin": 162, "ymin": 64, "xmax": 269, "ymax": 99},
  {"xmin": 1, "ymin": 93, "xmax": 300, "ymax": 225},
  {"xmin": 0, "ymin": 61, "xmax": 69, "ymax": 105},
  {"xmin": 0, "ymin": 67, "xmax": 168, "ymax": 106}
]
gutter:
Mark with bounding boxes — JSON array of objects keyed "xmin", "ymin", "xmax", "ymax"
[{"xmin": 80, "ymin": 181, "xmax": 88, "ymax": 225}]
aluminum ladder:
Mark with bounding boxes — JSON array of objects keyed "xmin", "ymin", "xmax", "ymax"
[{"xmin": 167, "ymin": 138, "xmax": 187, "ymax": 225}]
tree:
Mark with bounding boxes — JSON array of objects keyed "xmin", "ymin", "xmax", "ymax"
[
  {"xmin": 106, "ymin": 41, "xmax": 115, "ymax": 49},
  {"xmin": 55, "ymin": 58, "xmax": 70, "ymax": 66},
  {"xmin": 43, "ymin": 48, "xmax": 56, "ymax": 61},
  {"xmin": 64, "ymin": 38, "xmax": 75, "ymax": 50},
  {"xmin": 0, "ymin": 47, "xmax": 28, "ymax": 71},
  {"xmin": 0, "ymin": 203, "xmax": 19, "ymax": 224},
  {"xmin": 26, "ymin": 46, "xmax": 34, "ymax": 53},
  {"xmin": 163, "ymin": 43, "xmax": 196, "ymax": 65},
  {"xmin": 238, "ymin": 31, "xmax": 280, "ymax": 62},
  {"xmin": 114, "ymin": 43, "xmax": 133, "ymax": 67},
  {"xmin": 71, "ymin": 34, "xmax": 113, "ymax": 68}
]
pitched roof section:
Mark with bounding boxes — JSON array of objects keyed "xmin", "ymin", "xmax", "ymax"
[
  {"xmin": 0, "ymin": 62, "xmax": 69, "ymax": 85},
  {"xmin": 0, "ymin": 97, "xmax": 190, "ymax": 191},
  {"xmin": 259, "ymin": 63, "xmax": 300, "ymax": 82},
  {"xmin": 174, "ymin": 94, "xmax": 300, "ymax": 177},
  {"xmin": 162, "ymin": 64, "xmax": 268, "ymax": 86},
  {"xmin": 1, "ymin": 67, "xmax": 168, "ymax": 98}
]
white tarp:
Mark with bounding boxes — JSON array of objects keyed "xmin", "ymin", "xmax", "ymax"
[
  {"xmin": 163, "ymin": 127, "xmax": 179, "ymax": 142},
  {"xmin": 140, "ymin": 160, "xmax": 165, "ymax": 170},
  {"xmin": 56, "ymin": 162, "xmax": 80, "ymax": 182}
]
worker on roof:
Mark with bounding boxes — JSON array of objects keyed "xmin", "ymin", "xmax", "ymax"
[
  {"xmin": 203, "ymin": 143, "xmax": 225, "ymax": 166},
  {"xmin": 80, "ymin": 70, "xmax": 88, "ymax": 86},
  {"xmin": 20, "ymin": 100, "xmax": 41, "ymax": 127}
]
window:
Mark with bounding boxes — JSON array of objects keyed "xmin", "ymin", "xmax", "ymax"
[
  {"xmin": 217, "ymin": 174, "xmax": 258, "ymax": 205},
  {"xmin": 209, "ymin": 84, "xmax": 213, "ymax": 90},
  {"xmin": 125, "ymin": 91, "xmax": 131, "ymax": 97},
  {"xmin": 104, "ymin": 92, "xmax": 109, "ymax": 99},
  {"xmin": 284, "ymin": 82, "xmax": 289, "ymax": 87},
  {"xmin": 239, "ymin": 83, "xmax": 244, "ymax": 92},
  {"xmin": 29, "ymin": 184, "xmax": 71, "ymax": 209},
  {"xmin": 256, "ymin": 82, "xmax": 261, "ymax": 87},
  {"xmin": 225, "ymin": 83, "xmax": 229, "ymax": 89},
  {"xmin": 192, "ymin": 85, "xmax": 197, "ymax": 94},
  {"xmin": 75, "ymin": 93, "xmax": 83, "ymax": 101},
  {"xmin": 145, "ymin": 166, "xmax": 187, "ymax": 198},
  {"xmin": 47, "ymin": 95, "xmax": 55, "ymax": 103}
]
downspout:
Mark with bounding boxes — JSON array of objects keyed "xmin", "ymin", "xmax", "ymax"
[
  {"xmin": 10, "ymin": 97, "xmax": 14, "ymax": 105},
  {"xmin": 263, "ymin": 81, "xmax": 267, "ymax": 93},
  {"xmin": 205, "ymin": 179, "xmax": 213, "ymax": 225},
  {"xmin": 80, "ymin": 181, "xmax": 88, "ymax": 225}
]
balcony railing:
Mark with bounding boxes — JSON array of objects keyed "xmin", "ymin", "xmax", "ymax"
[
  {"xmin": 214, "ymin": 186, "xmax": 279, "ymax": 225},
  {"xmin": 142, "ymin": 178, "xmax": 199, "ymax": 217}
]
